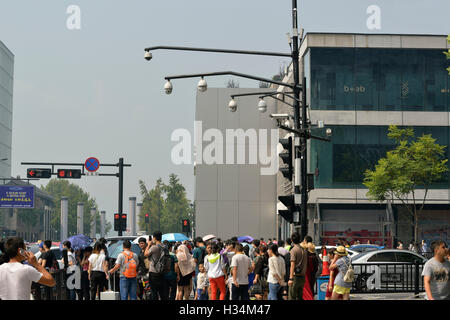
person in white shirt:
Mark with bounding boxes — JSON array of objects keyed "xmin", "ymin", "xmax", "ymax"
[
  {"xmin": 204, "ymin": 243, "xmax": 227, "ymax": 300},
  {"xmin": 61, "ymin": 241, "xmax": 77, "ymax": 300},
  {"xmin": 88, "ymin": 242, "xmax": 109, "ymax": 300},
  {"xmin": 230, "ymin": 244, "xmax": 252, "ymax": 300},
  {"xmin": 0, "ymin": 237, "xmax": 55, "ymax": 300},
  {"xmin": 267, "ymin": 243, "xmax": 286, "ymax": 300}
]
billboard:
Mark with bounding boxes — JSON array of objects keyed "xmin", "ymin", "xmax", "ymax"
[{"xmin": 0, "ymin": 185, "xmax": 35, "ymax": 208}]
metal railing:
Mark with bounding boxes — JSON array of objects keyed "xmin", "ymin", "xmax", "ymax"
[
  {"xmin": 351, "ymin": 261, "xmax": 424, "ymax": 295},
  {"xmin": 32, "ymin": 269, "xmax": 67, "ymax": 300}
]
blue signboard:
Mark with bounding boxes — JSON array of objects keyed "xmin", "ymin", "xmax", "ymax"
[{"xmin": 0, "ymin": 185, "xmax": 35, "ymax": 208}]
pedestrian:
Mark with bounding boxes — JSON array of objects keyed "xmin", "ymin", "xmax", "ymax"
[
  {"xmin": 422, "ymin": 240, "xmax": 450, "ymax": 300},
  {"xmin": 162, "ymin": 241, "xmax": 178, "ymax": 300},
  {"xmin": 192, "ymin": 237, "xmax": 206, "ymax": 300},
  {"xmin": 222, "ymin": 240, "xmax": 237, "ymax": 299},
  {"xmin": 204, "ymin": 242, "xmax": 227, "ymax": 300},
  {"xmin": 329, "ymin": 246, "xmax": 352, "ymax": 300},
  {"xmin": 277, "ymin": 240, "xmax": 288, "ymax": 256},
  {"xmin": 39, "ymin": 240, "xmax": 58, "ymax": 300},
  {"xmin": 421, "ymin": 240, "xmax": 429, "ymax": 256},
  {"xmin": 0, "ymin": 237, "xmax": 56, "ymax": 300},
  {"xmin": 62, "ymin": 241, "xmax": 77, "ymax": 300},
  {"xmin": 288, "ymin": 232, "xmax": 307, "ymax": 300},
  {"xmin": 249, "ymin": 239, "xmax": 260, "ymax": 260},
  {"xmin": 79, "ymin": 246, "xmax": 92, "ymax": 300},
  {"xmin": 325, "ymin": 248, "xmax": 342, "ymax": 300},
  {"xmin": 136, "ymin": 237, "xmax": 149, "ymax": 300},
  {"xmin": 230, "ymin": 243, "xmax": 252, "ymax": 300},
  {"xmin": 408, "ymin": 240, "xmax": 415, "ymax": 251},
  {"xmin": 144, "ymin": 230, "xmax": 169, "ymax": 300},
  {"xmin": 397, "ymin": 240, "xmax": 404, "ymax": 250},
  {"xmin": 267, "ymin": 244, "xmax": 286, "ymax": 300},
  {"xmin": 88, "ymin": 242, "xmax": 109, "ymax": 300},
  {"xmin": 251, "ymin": 245, "xmax": 269, "ymax": 300},
  {"xmin": 196, "ymin": 263, "xmax": 209, "ymax": 300},
  {"xmin": 175, "ymin": 243, "xmax": 195, "ymax": 300},
  {"xmin": 108, "ymin": 239, "xmax": 139, "ymax": 300},
  {"xmin": 285, "ymin": 238, "xmax": 292, "ymax": 251},
  {"xmin": 302, "ymin": 242, "xmax": 319, "ymax": 300},
  {"xmin": 0, "ymin": 239, "xmax": 7, "ymax": 265}
]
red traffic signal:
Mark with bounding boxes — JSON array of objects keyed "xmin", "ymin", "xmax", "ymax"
[
  {"xmin": 145, "ymin": 213, "xmax": 149, "ymax": 224},
  {"xmin": 57, "ymin": 169, "xmax": 82, "ymax": 179}
]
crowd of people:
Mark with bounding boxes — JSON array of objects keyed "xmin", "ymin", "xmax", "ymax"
[{"xmin": 0, "ymin": 233, "xmax": 449, "ymax": 300}]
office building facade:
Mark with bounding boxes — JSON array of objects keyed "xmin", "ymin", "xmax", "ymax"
[{"xmin": 0, "ymin": 40, "xmax": 13, "ymax": 181}]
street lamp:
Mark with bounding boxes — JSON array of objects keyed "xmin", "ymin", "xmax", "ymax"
[
  {"xmin": 164, "ymin": 80, "xmax": 173, "ymax": 94},
  {"xmin": 197, "ymin": 77, "xmax": 207, "ymax": 92},
  {"xmin": 144, "ymin": 0, "xmax": 310, "ymax": 240},
  {"xmin": 228, "ymin": 98, "xmax": 237, "ymax": 112},
  {"xmin": 257, "ymin": 98, "xmax": 267, "ymax": 113}
]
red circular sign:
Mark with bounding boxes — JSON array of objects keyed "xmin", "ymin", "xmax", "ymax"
[{"xmin": 85, "ymin": 157, "xmax": 100, "ymax": 172}]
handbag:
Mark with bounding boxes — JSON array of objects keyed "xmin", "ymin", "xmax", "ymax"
[{"xmin": 342, "ymin": 257, "xmax": 354, "ymax": 283}]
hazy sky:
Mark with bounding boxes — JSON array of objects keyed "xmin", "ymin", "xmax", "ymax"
[{"xmin": 1, "ymin": 0, "xmax": 448, "ymax": 236}]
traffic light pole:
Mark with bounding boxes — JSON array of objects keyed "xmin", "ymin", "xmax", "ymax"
[{"xmin": 22, "ymin": 158, "xmax": 131, "ymax": 237}]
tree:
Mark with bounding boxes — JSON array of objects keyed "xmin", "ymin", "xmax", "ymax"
[
  {"xmin": 445, "ymin": 35, "xmax": 450, "ymax": 74},
  {"xmin": 363, "ymin": 125, "xmax": 448, "ymax": 243},
  {"xmin": 226, "ymin": 79, "xmax": 239, "ymax": 88},
  {"xmin": 138, "ymin": 174, "xmax": 192, "ymax": 234},
  {"xmin": 42, "ymin": 179, "xmax": 111, "ymax": 238}
]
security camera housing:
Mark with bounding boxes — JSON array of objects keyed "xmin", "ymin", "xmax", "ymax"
[{"xmin": 144, "ymin": 51, "xmax": 152, "ymax": 61}]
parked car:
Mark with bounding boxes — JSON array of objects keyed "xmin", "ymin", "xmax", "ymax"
[
  {"xmin": 34, "ymin": 246, "xmax": 65, "ymax": 270},
  {"xmin": 105, "ymin": 236, "xmax": 137, "ymax": 247},
  {"xmin": 350, "ymin": 244, "xmax": 385, "ymax": 253},
  {"xmin": 351, "ymin": 249, "xmax": 427, "ymax": 291}
]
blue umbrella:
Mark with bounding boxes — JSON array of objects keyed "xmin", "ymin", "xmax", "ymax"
[
  {"xmin": 162, "ymin": 233, "xmax": 189, "ymax": 242},
  {"xmin": 61, "ymin": 234, "xmax": 93, "ymax": 251},
  {"xmin": 238, "ymin": 236, "xmax": 254, "ymax": 243},
  {"xmin": 107, "ymin": 240, "xmax": 141, "ymax": 259}
]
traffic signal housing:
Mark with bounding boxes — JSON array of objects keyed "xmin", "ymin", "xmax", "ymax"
[
  {"xmin": 57, "ymin": 169, "xmax": 82, "ymax": 179},
  {"xmin": 114, "ymin": 213, "xmax": 127, "ymax": 232},
  {"xmin": 279, "ymin": 137, "xmax": 293, "ymax": 181},
  {"xmin": 182, "ymin": 219, "xmax": 190, "ymax": 233},
  {"xmin": 145, "ymin": 213, "xmax": 149, "ymax": 224},
  {"xmin": 27, "ymin": 168, "xmax": 52, "ymax": 179}
]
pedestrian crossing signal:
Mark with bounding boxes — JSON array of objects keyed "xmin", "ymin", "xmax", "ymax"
[
  {"xmin": 57, "ymin": 169, "xmax": 82, "ymax": 179},
  {"xmin": 182, "ymin": 219, "xmax": 190, "ymax": 233}
]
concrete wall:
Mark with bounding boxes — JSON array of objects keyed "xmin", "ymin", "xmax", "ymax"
[{"xmin": 195, "ymin": 88, "xmax": 278, "ymax": 240}]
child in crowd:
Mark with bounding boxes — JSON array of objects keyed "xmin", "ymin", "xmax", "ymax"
[{"xmin": 196, "ymin": 263, "xmax": 209, "ymax": 300}]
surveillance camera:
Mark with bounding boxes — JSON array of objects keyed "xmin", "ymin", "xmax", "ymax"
[
  {"xmin": 144, "ymin": 51, "xmax": 152, "ymax": 61},
  {"xmin": 228, "ymin": 98, "xmax": 237, "ymax": 112},
  {"xmin": 326, "ymin": 128, "xmax": 332, "ymax": 136},
  {"xmin": 257, "ymin": 99, "xmax": 267, "ymax": 113},
  {"xmin": 197, "ymin": 78, "xmax": 207, "ymax": 92},
  {"xmin": 164, "ymin": 80, "xmax": 173, "ymax": 95}
]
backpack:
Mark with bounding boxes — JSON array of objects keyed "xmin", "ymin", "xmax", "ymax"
[
  {"xmin": 154, "ymin": 244, "xmax": 171, "ymax": 275},
  {"xmin": 342, "ymin": 257, "xmax": 354, "ymax": 283},
  {"xmin": 122, "ymin": 251, "xmax": 137, "ymax": 278}
]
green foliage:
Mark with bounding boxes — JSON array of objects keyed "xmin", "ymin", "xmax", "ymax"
[
  {"xmin": 42, "ymin": 179, "xmax": 111, "ymax": 237},
  {"xmin": 363, "ymin": 125, "xmax": 448, "ymax": 241},
  {"xmin": 138, "ymin": 174, "xmax": 192, "ymax": 234}
]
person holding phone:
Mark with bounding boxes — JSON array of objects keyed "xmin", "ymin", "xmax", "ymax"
[{"xmin": 0, "ymin": 237, "xmax": 56, "ymax": 300}]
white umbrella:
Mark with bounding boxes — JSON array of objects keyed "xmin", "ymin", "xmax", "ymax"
[
  {"xmin": 133, "ymin": 235, "xmax": 150, "ymax": 244},
  {"xmin": 203, "ymin": 234, "xmax": 216, "ymax": 242}
]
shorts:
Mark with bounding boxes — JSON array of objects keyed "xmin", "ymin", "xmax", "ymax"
[{"xmin": 333, "ymin": 284, "xmax": 351, "ymax": 295}]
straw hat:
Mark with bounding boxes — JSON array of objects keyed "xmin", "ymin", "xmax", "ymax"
[
  {"xmin": 306, "ymin": 242, "xmax": 316, "ymax": 254},
  {"xmin": 334, "ymin": 245, "xmax": 348, "ymax": 256}
]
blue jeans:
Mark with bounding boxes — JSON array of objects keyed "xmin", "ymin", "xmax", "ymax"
[
  {"xmin": 119, "ymin": 277, "xmax": 137, "ymax": 300},
  {"xmin": 268, "ymin": 282, "xmax": 280, "ymax": 300},
  {"xmin": 197, "ymin": 288, "xmax": 208, "ymax": 300}
]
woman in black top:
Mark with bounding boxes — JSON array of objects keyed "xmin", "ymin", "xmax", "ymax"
[{"xmin": 251, "ymin": 245, "xmax": 268, "ymax": 300}]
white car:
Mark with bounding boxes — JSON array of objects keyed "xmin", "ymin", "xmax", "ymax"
[
  {"xmin": 350, "ymin": 249, "xmax": 427, "ymax": 291},
  {"xmin": 34, "ymin": 246, "xmax": 65, "ymax": 270}
]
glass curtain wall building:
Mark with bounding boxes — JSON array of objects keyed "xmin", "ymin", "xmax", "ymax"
[
  {"xmin": 277, "ymin": 34, "xmax": 450, "ymax": 247},
  {"xmin": 0, "ymin": 40, "xmax": 13, "ymax": 182}
]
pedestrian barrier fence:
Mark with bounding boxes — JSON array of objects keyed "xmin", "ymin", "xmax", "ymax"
[
  {"xmin": 351, "ymin": 261, "xmax": 424, "ymax": 295},
  {"xmin": 32, "ymin": 269, "xmax": 67, "ymax": 300}
]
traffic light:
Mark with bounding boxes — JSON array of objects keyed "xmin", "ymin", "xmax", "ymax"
[
  {"xmin": 121, "ymin": 214, "xmax": 127, "ymax": 231},
  {"xmin": 27, "ymin": 168, "xmax": 52, "ymax": 179},
  {"xmin": 145, "ymin": 213, "xmax": 149, "ymax": 224},
  {"xmin": 279, "ymin": 136, "xmax": 293, "ymax": 181},
  {"xmin": 182, "ymin": 219, "xmax": 190, "ymax": 233},
  {"xmin": 114, "ymin": 214, "xmax": 120, "ymax": 231},
  {"xmin": 114, "ymin": 213, "xmax": 127, "ymax": 232},
  {"xmin": 57, "ymin": 169, "xmax": 82, "ymax": 179},
  {"xmin": 278, "ymin": 195, "xmax": 295, "ymax": 223}
]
